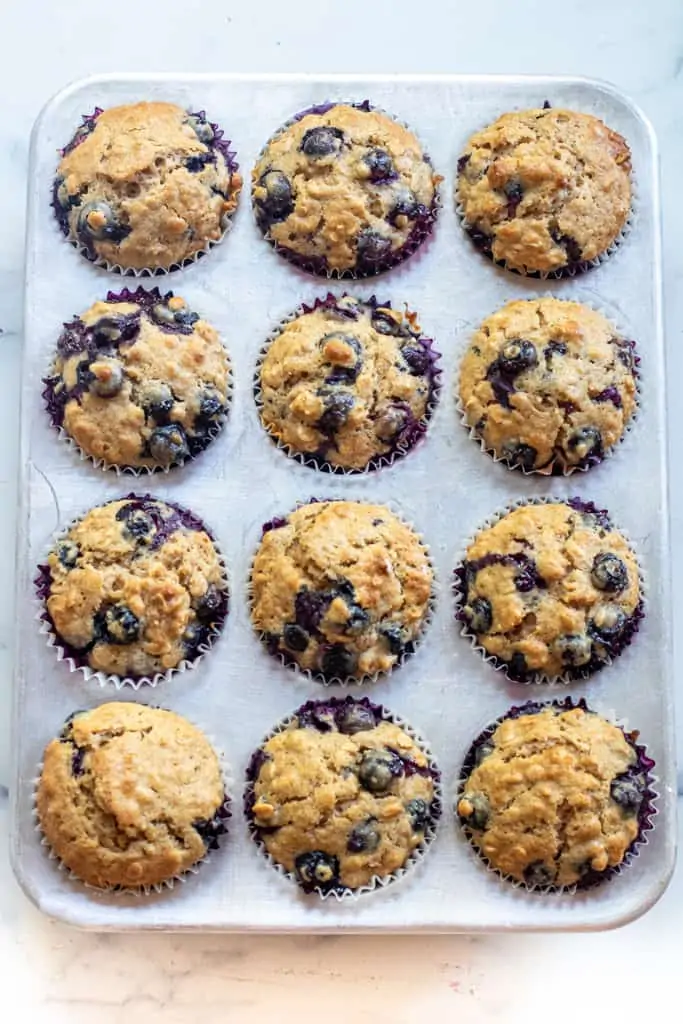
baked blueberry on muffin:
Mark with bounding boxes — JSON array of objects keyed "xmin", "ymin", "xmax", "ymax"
[
  {"xmin": 246, "ymin": 697, "xmax": 439, "ymax": 894},
  {"xmin": 458, "ymin": 298, "xmax": 638, "ymax": 473},
  {"xmin": 52, "ymin": 102, "xmax": 242, "ymax": 271},
  {"xmin": 43, "ymin": 288, "xmax": 230, "ymax": 470},
  {"xmin": 252, "ymin": 102, "xmax": 440, "ymax": 276},
  {"xmin": 457, "ymin": 702, "xmax": 655, "ymax": 889},
  {"xmin": 455, "ymin": 500, "xmax": 642, "ymax": 681},
  {"xmin": 250, "ymin": 501, "xmax": 433, "ymax": 681},
  {"xmin": 37, "ymin": 703, "xmax": 229, "ymax": 889},
  {"xmin": 456, "ymin": 107, "xmax": 632, "ymax": 275},
  {"xmin": 257, "ymin": 294, "xmax": 440, "ymax": 471},
  {"xmin": 37, "ymin": 496, "xmax": 228, "ymax": 681}
]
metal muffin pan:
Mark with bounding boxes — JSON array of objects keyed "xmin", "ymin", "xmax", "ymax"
[{"xmin": 10, "ymin": 73, "xmax": 676, "ymax": 931}]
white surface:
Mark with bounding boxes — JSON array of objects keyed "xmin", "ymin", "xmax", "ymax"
[{"xmin": 1, "ymin": 0, "xmax": 682, "ymax": 1017}]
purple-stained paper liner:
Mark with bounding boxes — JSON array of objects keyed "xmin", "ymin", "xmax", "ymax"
[
  {"xmin": 244, "ymin": 695, "xmax": 442, "ymax": 901},
  {"xmin": 453, "ymin": 496, "xmax": 645, "ymax": 684},
  {"xmin": 454, "ymin": 292, "xmax": 642, "ymax": 477},
  {"xmin": 253, "ymin": 292, "xmax": 442, "ymax": 475},
  {"xmin": 42, "ymin": 285, "xmax": 233, "ymax": 476},
  {"xmin": 51, "ymin": 106, "xmax": 241, "ymax": 276},
  {"xmin": 251, "ymin": 100, "xmax": 442, "ymax": 279},
  {"xmin": 248, "ymin": 497, "xmax": 437, "ymax": 687},
  {"xmin": 35, "ymin": 493, "xmax": 229, "ymax": 690},
  {"xmin": 454, "ymin": 697, "xmax": 657, "ymax": 894},
  {"xmin": 33, "ymin": 704, "xmax": 233, "ymax": 895}
]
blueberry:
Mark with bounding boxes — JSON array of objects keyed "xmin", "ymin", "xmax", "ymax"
[
  {"xmin": 195, "ymin": 584, "xmax": 224, "ymax": 623},
  {"xmin": 197, "ymin": 389, "xmax": 225, "ymax": 422},
  {"xmin": 100, "ymin": 604, "xmax": 141, "ymax": 644},
  {"xmin": 566, "ymin": 426, "xmax": 603, "ymax": 463},
  {"xmin": 186, "ymin": 113, "xmax": 214, "ymax": 144},
  {"xmin": 550, "ymin": 229, "xmax": 583, "ymax": 264},
  {"xmin": 90, "ymin": 359, "xmax": 124, "ymax": 398},
  {"xmin": 71, "ymin": 746, "xmax": 86, "ymax": 777},
  {"xmin": 56, "ymin": 540, "xmax": 79, "ymax": 569},
  {"xmin": 611, "ymin": 338, "xmax": 636, "ymax": 371},
  {"xmin": 294, "ymin": 850, "xmax": 340, "ymax": 891},
  {"xmin": 362, "ymin": 147, "xmax": 396, "ymax": 182},
  {"xmin": 375, "ymin": 405, "xmax": 407, "ymax": 442},
  {"xmin": 256, "ymin": 170, "xmax": 294, "ymax": 226},
  {"xmin": 355, "ymin": 229, "xmax": 392, "ymax": 267},
  {"xmin": 321, "ymin": 644, "xmax": 357, "ymax": 679},
  {"xmin": 554, "ymin": 633, "xmax": 593, "ymax": 667},
  {"xmin": 183, "ymin": 621, "xmax": 209, "ymax": 655},
  {"xmin": 173, "ymin": 309, "xmax": 200, "ymax": 330},
  {"xmin": 544, "ymin": 340, "xmax": 567, "ymax": 362},
  {"xmin": 591, "ymin": 553, "xmax": 628, "ymax": 594},
  {"xmin": 457, "ymin": 154, "xmax": 471, "ymax": 174},
  {"xmin": 77, "ymin": 200, "xmax": 130, "ymax": 244},
  {"xmin": 503, "ymin": 179, "xmax": 524, "ymax": 216},
  {"xmin": 357, "ymin": 748, "xmax": 403, "ymax": 793},
  {"xmin": 458, "ymin": 792, "xmax": 489, "ymax": 831},
  {"xmin": 300, "ymin": 126, "xmax": 344, "ymax": 158},
  {"xmin": 340, "ymin": 603, "xmax": 369, "ymax": 635},
  {"xmin": 401, "ymin": 344, "xmax": 431, "ymax": 376},
  {"xmin": 371, "ymin": 309, "xmax": 407, "ymax": 336},
  {"xmin": 501, "ymin": 442, "xmax": 538, "ymax": 472},
  {"xmin": 320, "ymin": 332, "xmax": 362, "ymax": 384},
  {"xmin": 388, "ymin": 191, "xmax": 425, "ymax": 225},
  {"xmin": 405, "ymin": 798, "xmax": 430, "ymax": 832},
  {"xmin": 347, "ymin": 818, "xmax": 380, "ymax": 853},
  {"xmin": 513, "ymin": 558, "xmax": 541, "ymax": 593},
  {"xmin": 593, "ymin": 385, "xmax": 622, "ymax": 408},
  {"xmin": 588, "ymin": 605, "xmax": 627, "ymax": 648},
  {"xmin": 382, "ymin": 624, "xmax": 404, "ymax": 656},
  {"xmin": 498, "ymin": 339, "xmax": 537, "ymax": 376},
  {"xmin": 507, "ymin": 651, "xmax": 529, "ymax": 679},
  {"xmin": 151, "ymin": 303, "xmax": 200, "ymax": 331},
  {"xmin": 185, "ymin": 153, "xmax": 215, "ymax": 173},
  {"xmin": 148, "ymin": 424, "xmax": 190, "ymax": 465},
  {"xmin": 294, "ymin": 588, "xmax": 330, "ymax": 632},
  {"xmin": 523, "ymin": 861, "xmax": 556, "ymax": 888},
  {"xmin": 283, "ymin": 623, "xmax": 309, "ymax": 651},
  {"xmin": 463, "ymin": 597, "xmax": 492, "ymax": 635},
  {"xmin": 117, "ymin": 506, "xmax": 155, "ymax": 544},
  {"xmin": 318, "ymin": 391, "xmax": 354, "ymax": 434},
  {"xmin": 336, "ymin": 703, "xmax": 377, "ymax": 735},
  {"xmin": 140, "ymin": 382, "xmax": 174, "ymax": 421},
  {"xmin": 610, "ymin": 773, "xmax": 645, "ymax": 815},
  {"xmin": 473, "ymin": 741, "xmax": 495, "ymax": 767},
  {"xmin": 91, "ymin": 315, "xmax": 138, "ymax": 346}
]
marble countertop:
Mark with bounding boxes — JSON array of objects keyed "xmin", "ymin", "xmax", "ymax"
[{"xmin": 1, "ymin": 0, "xmax": 682, "ymax": 1018}]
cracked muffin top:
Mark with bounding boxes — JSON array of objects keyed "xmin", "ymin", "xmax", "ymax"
[
  {"xmin": 53, "ymin": 102, "xmax": 242, "ymax": 271},
  {"xmin": 456, "ymin": 107, "xmax": 631, "ymax": 275},
  {"xmin": 252, "ymin": 102, "xmax": 439, "ymax": 276},
  {"xmin": 457, "ymin": 705, "xmax": 649, "ymax": 888},
  {"xmin": 257, "ymin": 294, "xmax": 439, "ymax": 471},
  {"xmin": 37, "ymin": 703, "xmax": 228, "ymax": 889}
]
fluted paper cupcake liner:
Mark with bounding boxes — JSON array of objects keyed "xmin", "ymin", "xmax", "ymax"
[
  {"xmin": 35, "ymin": 493, "xmax": 229, "ymax": 689},
  {"xmin": 454, "ymin": 697, "xmax": 657, "ymax": 894},
  {"xmin": 52, "ymin": 107, "xmax": 241, "ymax": 276},
  {"xmin": 453, "ymin": 496, "xmax": 645, "ymax": 684},
  {"xmin": 244, "ymin": 695, "xmax": 442, "ymax": 901},
  {"xmin": 253, "ymin": 292, "xmax": 442, "ymax": 475}
]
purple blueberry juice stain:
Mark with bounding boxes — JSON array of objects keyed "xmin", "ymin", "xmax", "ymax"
[{"xmin": 594, "ymin": 385, "xmax": 622, "ymax": 408}]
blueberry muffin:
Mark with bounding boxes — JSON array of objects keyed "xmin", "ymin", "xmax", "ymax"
[
  {"xmin": 37, "ymin": 703, "xmax": 229, "ymax": 889},
  {"xmin": 251, "ymin": 501, "xmax": 433, "ymax": 681},
  {"xmin": 459, "ymin": 298, "xmax": 638, "ymax": 473},
  {"xmin": 247, "ymin": 698, "xmax": 439, "ymax": 894},
  {"xmin": 457, "ymin": 107, "xmax": 632, "ymax": 275},
  {"xmin": 252, "ymin": 102, "xmax": 439, "ymax": 276},
  {"xmin": 257, "ymin": 294, "xmax": 439, "ymax": 471},
  {"xmin": 43, "ymin": 288, "xmax": 230, "ymax": 470},
  {"xmin": 38, "ymin": 496, "xmax": 228, "ymax": 680},
  {"xmin": 53, "ymin": 102, "xmax": 242, "ymax": 271},
  {"xmin": 457, "ymin": 702, "xmax": 653, "ymax": 889},
  {"xmin": 456, "ymin": 500, "xmax": 641, "ymax": 681}
]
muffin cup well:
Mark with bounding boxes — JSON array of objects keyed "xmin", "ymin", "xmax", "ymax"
[
  {"xmin": 35, "ymin": 493, "xmax": 229, "ymax": 690},
  {"xmin": 248, "ymin": 497, "xmax": 437, "ymax": 686},
  {"xmin": 454, "ymin": 105, "xmax": 636, "ymax": 280},
  {"xmin": 33, "ymin": 706, "xmax": 233, "ymax": 895},
  {"xmin": 454, "ymin": 696, "xmax": 657, "ymax": 894},
  {"xmin": 51, "ymin": 107, "xmax": 241, "ymax": 276},
  {"xmin": 42, "ymin": 286, "xmax": 233, "ymax": 476},
  {"xmin": 453, "ymin": 496, "xmax": 645, "ymax": 684},
  {"xmin": 245, "ymin": 695, "xmax": 442, "ymax": 901},
  {"xmin": 455, "ymin": 291, "xmax": 641, "ymax": 477},
  {"xmin": 253, "ymin": 292, "xmax": 442, "ymax": 475},
  {"xmin": 251, "ymin": 99, "xmax": 442, "ymax": 279}
]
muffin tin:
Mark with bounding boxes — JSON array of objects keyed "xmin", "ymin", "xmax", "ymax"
[{"xmin": 11, "ymin": 74, "xmax": 675, "ymax": 931}]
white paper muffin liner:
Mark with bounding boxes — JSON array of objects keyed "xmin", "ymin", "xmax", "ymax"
[
  {"xmin": 454, "ymin": 102, "xmax": 637, "ymax": 280},
  {"xmin": 244, "ymin": 695, "xmax": 442, "ymax": 901},
  {"xmin": 42, "ymin": 285, "xmax": 233, "ymax": 476},
  {"xmin": 454, "ymin": 290, "xmax": 642, "ymax": 477},
  {"xmin": 453, "ymin": 696, "xmax": 658, "ymax": 895},
  {"xmin": 453, "ymin": 495, "xmax": 646, "ymax": 685},
  {"xmin": 35, "ymin": 493, "xmax": 230, "ymax": 690},
  {"xmin": 253, "ymin": 292, "xmax": 443, "ymax": 475},
  {"xmin": 51, "ymin": 107, "xmax": 242, "ymax": 276},
  {"xmin": 251, "ymin": 99, "xmax": 443, "ymax": 279},
  {"xmin": 247, "ymin": 496, "xmax": 437, "ymax": 687},
  {"xmin": 33, "ymin": 703, "xmax": 234, "ymax": 896}
]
